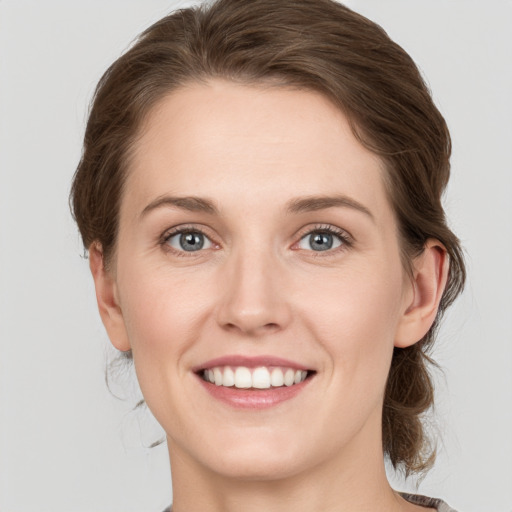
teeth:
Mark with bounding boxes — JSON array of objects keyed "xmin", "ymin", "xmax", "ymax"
[
  {"xmin": 252, "ymin": 367, "xmax": 271, "ymax": 389},
  {"xmin": 295, "ymin": 370, "xmax": 307, "ymax": 384},
  {"xmin": 202, "ymin": 366, "xmax": 309, "ymax": 389},
  {"xmin": 223, "ymin": 367, "xmax": 235, "ymax": 387},
  {"xmin": 284, "ymin": 368, "xmax": 295, "ymax": 386},
  {"xmin": 270, "ymin": 368, "xmax": 284, "ymax": 387},
  {"xmin": 213, "ymin": 367, "xmax": 223, "ymax": 386},
  {"xmin": 234, "ymin": 367, "xmax": 252, "ymax": 388}
]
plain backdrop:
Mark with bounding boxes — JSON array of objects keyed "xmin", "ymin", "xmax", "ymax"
[{"xmin": 1, "ymin": 1, "xmax": 511, "ymax": 511}]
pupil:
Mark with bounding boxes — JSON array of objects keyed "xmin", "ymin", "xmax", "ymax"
[
  {"xmin": 180, "ymin": 232, "xmax": 204, "ymax": 251},
  {"xmin": 311, "ymin": 233, "xmax": 332, "ymax": 251}
]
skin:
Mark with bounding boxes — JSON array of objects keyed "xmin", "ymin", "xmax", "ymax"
[{"xmin": 90, "ymin": 80, "xmax": 447, "ymax": 512}]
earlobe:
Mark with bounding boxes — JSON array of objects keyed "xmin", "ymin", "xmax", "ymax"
[
  {"xmin": 89, "ymin": 243, "xmax": 131, "ymax": 352},
  {"xmin": 395, "ymin": 240, "xmax": 449, "ymax": 348}
]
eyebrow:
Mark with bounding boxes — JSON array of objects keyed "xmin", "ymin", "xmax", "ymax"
[
  {"xmin": 140, "ymin": 194, "xmax": 374, "ymax": 221},
  {"xmin": 285, "ymin": 194, "xmax": 374, "ymax": 221},
  {"xmin": 141, "ymin": 196, "xmax": 218, "ymax": 217}
]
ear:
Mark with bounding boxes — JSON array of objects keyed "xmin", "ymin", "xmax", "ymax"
[
  {"xmin": 395, "ymin": 240, "xmax": 449, "ymax": 348},
  {"xmin": 89, "ymin": 243, "xmax": 131, "ymax": 352}
]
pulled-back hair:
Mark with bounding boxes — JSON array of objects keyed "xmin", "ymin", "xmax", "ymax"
[{"xmin": 70, "ymin": 0, "xmax": 465, "ymax": 475}]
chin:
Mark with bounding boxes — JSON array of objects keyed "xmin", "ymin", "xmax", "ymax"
[
  {"xmin": 207, "ymin": 448, "xmax": 310, "ymax": 482},
  {"xmin": 177, "ymin": 428, "xmax": 315, "ymax": 482}
]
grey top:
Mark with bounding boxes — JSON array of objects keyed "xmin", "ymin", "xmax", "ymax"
[
  {"xmin": 163, "ymin": 494, "xmax": 457, "ymax": 511},
  {"xmin": 401, "ymin": 493, "xmax": 458, "ymax": 511}
]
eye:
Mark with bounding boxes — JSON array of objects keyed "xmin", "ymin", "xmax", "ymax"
[
  {"xmin": 165, "ymin": 229, "xmax": 213, "ymax": 252},
  {"xmin": 297, "ymin": 227, "xmax": 348, "ymax": 252}
]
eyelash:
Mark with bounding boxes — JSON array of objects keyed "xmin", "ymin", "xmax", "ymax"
[
  {"xmin": 160, "ymin": 223, "xmax": 353, "ymax": 257},
  {"xmin": 296, "ymin": 224, "xmax": 353, "ymax": 257},
  {"xmin": 160, "ymin": 225, "xmax": 215, "ymax": 258}
]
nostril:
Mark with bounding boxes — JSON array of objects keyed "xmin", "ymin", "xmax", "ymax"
[{"xmin": 222, "ymin": 321, "xmax": 281, "ymax": 335}]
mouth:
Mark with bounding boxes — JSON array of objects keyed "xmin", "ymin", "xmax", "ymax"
[
  {"xmin": 193, "ymin": 356, "xmax": 316, "ymax": 408},
  {"xmin": 199, "ymin": 365, "xmax": 314, "ymax": 389}
]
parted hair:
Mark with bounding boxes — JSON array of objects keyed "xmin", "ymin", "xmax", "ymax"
[{"xmin": 70, "ymin": 0, "xmax": 465, "ymax": 475}]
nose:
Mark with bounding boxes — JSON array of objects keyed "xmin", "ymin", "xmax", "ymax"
[{"xmin": 215, "ymin": 246, "xmax": 292, "ymax": 337}]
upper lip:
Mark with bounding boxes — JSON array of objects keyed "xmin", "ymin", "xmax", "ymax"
[{"xmin": 192, "ymin": 355, "xmax": 312, "ymax": 372}]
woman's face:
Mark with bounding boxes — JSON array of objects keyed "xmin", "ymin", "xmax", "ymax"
[{"xmin": 106, "ymin": 80, "xmax": 414, "ymax": 480}]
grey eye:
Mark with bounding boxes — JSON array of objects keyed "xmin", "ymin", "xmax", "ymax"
[
  {"xmin": 298, "ymin": 232, "xmax": 342, "ymax": 252},
  {"xmin": 167, "ymin": 231, "xmax": 212, "ymax": 252}
]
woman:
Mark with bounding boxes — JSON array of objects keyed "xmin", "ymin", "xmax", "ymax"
[{"xmin": 70, "ymin": 0, "xmax": 465, "ymax": 510}]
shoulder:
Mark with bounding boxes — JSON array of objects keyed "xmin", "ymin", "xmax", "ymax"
[
  {"xmin": 162, "ymin": 496, "xmax": 457, "ymax": 512},
  {"xmin": 400, "ymin": 492, "xmax": 458, "ymax": 512}
]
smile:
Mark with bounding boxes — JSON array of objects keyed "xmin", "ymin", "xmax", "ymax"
[
  {"xmin": 202, "ymin": 366, "xmax": 309, "ymax": 389},
  {"xmin": 194, "ymin": 356, "xmax": 315, "ymax": 408}
]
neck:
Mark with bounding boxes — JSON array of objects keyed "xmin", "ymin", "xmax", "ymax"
[{"xmin": 167, "ymin": 419, "xmax": 406, "ymax": 512}]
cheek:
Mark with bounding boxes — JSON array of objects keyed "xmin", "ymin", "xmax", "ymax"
[
  {"xmin": 119, "ymin": 267, "xmax": 203, "ymax": 352},
  {"xmin": 298, "ymin": 260, "xmax": 404, "ymax": 381},
  {"xmin": 115, "ymin": 264, "xmax": 209, "ymax": 418},
  {"xmin": 115, "ymin": 258, "xmax": 225, "ymax": 405}
]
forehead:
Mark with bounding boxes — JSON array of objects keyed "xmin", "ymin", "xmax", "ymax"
[{"xmin": 124, "ymin": 80, "xmax": 390, "ymax": 221}]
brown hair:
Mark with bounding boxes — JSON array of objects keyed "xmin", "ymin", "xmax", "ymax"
[{"xmin": 70, "ymin": 0, "xmax": 465, "ymax": 475}]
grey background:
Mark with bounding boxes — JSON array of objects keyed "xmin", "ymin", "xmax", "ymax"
[{"xmin": 1, "ymin": 1, "xmax": 511, "ymax": 511}]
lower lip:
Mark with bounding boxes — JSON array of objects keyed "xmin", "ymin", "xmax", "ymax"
[{"xmin": 196, "ymin": 375, "xmax": 312, "ymax": 409}]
